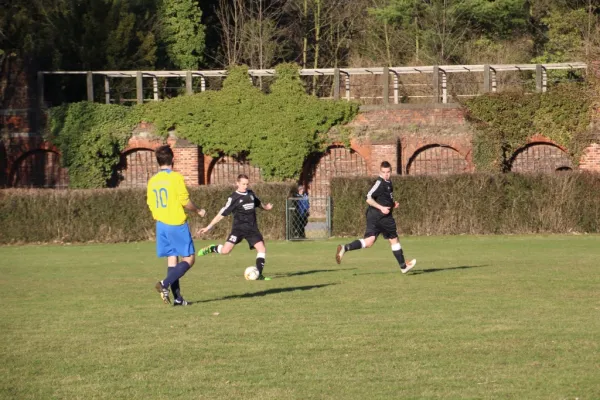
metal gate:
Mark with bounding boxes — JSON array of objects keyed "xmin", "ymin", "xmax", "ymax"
[{"xmin": 286, "ymin": 196, "xmax": 331, "ymax": 241}]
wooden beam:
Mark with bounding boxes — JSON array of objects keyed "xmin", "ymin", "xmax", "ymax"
[
  {"xmin": 186, "ymin": 71, "xmax": 193, "ymax": 95},
  {"xmin": 432, "ymin": 65, "xmax": 440, "ymax": 103},
  {"xmin": 382, "ymin": 66, "xmax": 389, "ymax": 106},
  {"xmin": 104, "ymin": 76, "xmax": 110, "ymax": 104},
  {"xmin": 483, "ymin": 65, "xmax": 491, "ymax": 93},
  {"xmin": 136, "ymin": 71, "xmax": 143, "ymax": 104},
  {"xmin": 333, "ymin": 68, "xmax": 340, "ymax": 100},
  {"xmin": 86, "ymin": 71, "xmax": 94, "ymax": 102}
]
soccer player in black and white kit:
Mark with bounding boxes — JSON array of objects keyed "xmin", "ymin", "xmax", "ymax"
[
  {"xmin": 335, "ymin": 161, "xmax": 416, "ymax": 273},
  {"xmin": 197, "ymin": 174, "xmax": 273, "ymax": 280}
]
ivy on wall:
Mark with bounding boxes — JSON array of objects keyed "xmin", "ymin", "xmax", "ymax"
[
  {"xmin": 46, "ymin": 63, "xmax": 358, "ymax": 188},
  {"xmin": 139, "ymin": 63, "xmax": 358, "ymax": 181},
  {"xmin": 465, "ymin": 83, "xmax": 594, "ymax": 172},
  {"xmin": 46, "ymin": 102, "xmax": 141, "ymax": 188}
]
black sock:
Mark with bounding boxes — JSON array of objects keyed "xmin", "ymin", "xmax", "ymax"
[
  {"xmin": 345, "ymin": 240, "xmax": 362, "ymax": 252},
  {"xmin": 256, "ymin": 257, "xmax": 265, "ymax": 274},
  {"xmin": 393, "ymin": 249, "xmax": 406, "ymax": 269},
  {"xmin": 170, "ymin": 278, "xmax": 182, "ymax": 301},
  {"xmin": 163, "ymin": 261, "xmax": 191, "ymax": 288}
]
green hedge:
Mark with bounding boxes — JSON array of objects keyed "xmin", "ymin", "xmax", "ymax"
[
  {"xmin": 0, "ymin": 183, "xmax": 295, "ymax": 244},
  {"xmin": 331, "ymin": 173, "xmax": 600, "ymax": 236},
  {"xmin": 3, "ymin": 173, "xmax": 600, "ymax": 244}
]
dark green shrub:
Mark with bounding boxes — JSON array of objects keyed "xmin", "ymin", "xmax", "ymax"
[
  {"xmin": 0, "ymin": 183, "xmax": 295, "ymax": 244},
  {"xmin": 331, "ymin": 173, "xmax": 600, "ymax": 237}
]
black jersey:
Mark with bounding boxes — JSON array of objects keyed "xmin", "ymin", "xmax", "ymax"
[
  {"xmin": 219, "ymin": 190, "xmax": 263, "ymax": 229},
  {"xmin": 366, "ymin": 177, "xmax": 394, "ymax": 214}
]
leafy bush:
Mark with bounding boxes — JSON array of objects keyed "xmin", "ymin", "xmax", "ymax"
[{"xmin": 331, "ymin": 173, "xmax": 600, "ymax": 237}]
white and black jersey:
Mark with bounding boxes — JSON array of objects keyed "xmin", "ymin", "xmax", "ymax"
[
  {"xmin": 220, "ymin": 190, "xmax": 263, "ymax": 229},
  {"xmin": 220, "ymin": 190, "xmax": 264, "ymax": 248},
  {"xmin": 366, "ymin": 177, "xmax": 394, "ymax": 214}
]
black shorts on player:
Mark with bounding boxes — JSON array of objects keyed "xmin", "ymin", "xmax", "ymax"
[
  {"xmin": 364, "ymin": 210, "xmax": 398, "ymax": 240},
  {"xmin": 226, "ymin": 227, "xmax": 265, "ymax": 250}
]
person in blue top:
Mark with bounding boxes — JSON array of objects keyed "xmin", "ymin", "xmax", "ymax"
[{"xmin": 293, "ymin": 185, "xmax": 310, "ymax": 239}]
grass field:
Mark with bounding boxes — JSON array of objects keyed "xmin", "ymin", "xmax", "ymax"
[{"xmin": 1, "ymin": 235, "xmax": 599, "ymax": 399}]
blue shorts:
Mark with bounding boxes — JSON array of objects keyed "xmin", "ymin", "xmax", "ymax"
[{"xmin": 156, "ymin": 221, "xmax": 195, "ymax": 257}]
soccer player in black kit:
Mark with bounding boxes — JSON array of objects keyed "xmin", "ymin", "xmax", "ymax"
[
  {"xmin": 335, "ymin": 161, "xmax": 416, "ymax": 273},
  {"xmin": 197, "ymin": 174, "xmax": 273, "ymax": 280}
]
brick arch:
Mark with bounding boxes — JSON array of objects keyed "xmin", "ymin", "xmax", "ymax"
[
  {"xmin": 113, "ymin": 148, "xmax": 159, "ymax": 188},
  {"xmin": 406, "ymin": 144, "xmax": 468, "ymax": 175},
  {"xmin": 303, "ymin": 146, "xmax": 368, "ymax": 199},
  {"xmin": 207, "ymin": 154, "xmax": 262, "ymax": 185},
  {"xmin": 509, "ymin": 142, "xmax": 572, "ymax": 173},
  {"xmin": 9, "ymin": 149, "xmax": 69, "ymax": 188}
]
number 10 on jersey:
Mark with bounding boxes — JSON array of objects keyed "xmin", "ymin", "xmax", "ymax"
[{"xmin": 153, "ymin": 188, "xmax": 168, "ymax": 208}]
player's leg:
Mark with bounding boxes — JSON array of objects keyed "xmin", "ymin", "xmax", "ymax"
[
  {"xmin": 167, "ymin": 256, "xmax": 182, "ymax": 303},
  {"xmin": 252, "ymin": 240, "xmax": 270, "ymax": 280},
  {"xmin": 336, "ymin": 213, "xmax": 379, "ymax": 264},
  {"xmin": 156, "ymin": 223, "xmax": 195, "ymax": 304},
  {"xmin": 383, "ymin": 218, "xmax": 416, "ymax": 273},
  {"xmin": 154, "ymin": 222, "xmax": 173, "ymax": 304},
  {"xmin": 336, "ymin": 236, "xmax": 376, "ymax": 264},
  {"xmin": 198, "ymin": 233, "xmax": 237, "ymax": 255}
]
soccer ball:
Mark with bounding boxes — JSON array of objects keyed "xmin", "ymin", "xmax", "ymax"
[{"xmin": 244, "ymin": 266, "xmax": 260, "ymax": 281}]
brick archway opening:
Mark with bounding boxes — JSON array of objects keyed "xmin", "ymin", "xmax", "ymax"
[
  {"xmin": 406, "ymin": 144, "xmax": 467, "ymax": 175},
  {"xmin": 113, "ymin": 148, "xmax": 158, "ymax": 188},
  {"xmin": 9, "ymin": 149, "xmax": 68, "ymax": 188},
  {"xmin": 208, "ymin": 154, "xmax": 262, "ymax": 185},
  {"xmin": 509, "ymin": 142, "xmax": 572, "ymax": 173},
  {"xmin": 303, "ymin": 146, "xmax": 368, "ymax": 199}
]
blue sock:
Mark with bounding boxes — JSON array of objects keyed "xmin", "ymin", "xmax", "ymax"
[{"xmin": 163, "ymin": 262, "xmax": 191, "ymax": 288}]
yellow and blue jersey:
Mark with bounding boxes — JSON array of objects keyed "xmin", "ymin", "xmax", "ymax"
[{"xmin": 146, "ymin": 169, "xmax": 189, "ymax": 226}]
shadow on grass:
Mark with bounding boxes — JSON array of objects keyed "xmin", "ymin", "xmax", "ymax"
[
  {"xmin": 411, "ymin": 265, "xmax": 489, "ymax": 275},
  {"xmin": 272, "ymin": 268, "xmax": 356, "ymax": 278},
  {"xmin": 190, "ymin": 283, "xmax": 338, "ymax": 304},
  {"xmin": 356, "ymin": 265, "xmax": 489, "ymax": 276}
]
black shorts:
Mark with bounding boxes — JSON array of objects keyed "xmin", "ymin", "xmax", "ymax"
[
  {"xmin": 226, "ymin": 227, "xmax": 264, "ymax": 250},
  {"xmin": 364, "ymin": 211, "xmax": 398, "ymax": 240}
]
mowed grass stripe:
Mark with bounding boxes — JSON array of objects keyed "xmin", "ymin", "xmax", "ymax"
[{"xmin": 1, "ymin": 236, "xmax": 598, "ymax": 399}]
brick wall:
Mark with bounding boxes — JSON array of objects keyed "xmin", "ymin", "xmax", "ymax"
[
  {"xmin": 2, "ymin": 105, "xmax": 600, "ymax": 189},
  {"xmin": 579, "ymin": 143, "xmax": 600, "ymax": 172}
]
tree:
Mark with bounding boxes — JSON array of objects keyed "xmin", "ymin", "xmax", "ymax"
[
  {"xmin": 160, "ymin": 0, "xmax": 206, "ymax": 69},
  {"xmin": 216, "ymin": 0, "xmax": 287, "ymax": 69}
]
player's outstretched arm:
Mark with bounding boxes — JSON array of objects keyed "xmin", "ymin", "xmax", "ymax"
[
  {"xmin": 198, "ymin": 214, "xmax": 225, "ymax": 235},
  {"xmin": 262, "ymin": 203, "xmax": 273, "ymax": 211}
]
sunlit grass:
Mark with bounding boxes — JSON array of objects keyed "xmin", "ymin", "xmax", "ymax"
[{"xmin": 1, "ymin": 235, "xmax": 599, "ymax": 399}]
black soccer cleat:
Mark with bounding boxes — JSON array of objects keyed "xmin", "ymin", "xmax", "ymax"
[{"xmin": 155, "ymin": 281, "xmax": 171, "ymax": 304}]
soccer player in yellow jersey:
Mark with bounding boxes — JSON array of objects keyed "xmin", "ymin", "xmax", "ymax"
[{"xmin": 147, "ymin": 145, "xmax": 206, "ymax": 305}]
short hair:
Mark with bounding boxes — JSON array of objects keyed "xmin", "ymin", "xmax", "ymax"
[
  {"xmin": 237, "ymin": 174, "xmax": 249, "ymax": 181},
  {"xmin": 380, "ymin": 161, "xmax": 392, "ymax": 170},
  {"xmin": 156, "ymin": 145, "xmax": 174, "ymax": 167}
]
